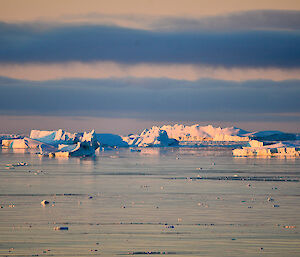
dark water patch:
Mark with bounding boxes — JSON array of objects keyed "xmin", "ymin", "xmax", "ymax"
[
  {"xmin": 0, "ymin": 193, "xmax": 85, "ymax": 197},
  {"xmin": 122, "ymin": 251, "xmax": 177, "ymax": 255},
  {"xmin": 166, "ymin": 176, "xmax": 299, "ymax": 182}
]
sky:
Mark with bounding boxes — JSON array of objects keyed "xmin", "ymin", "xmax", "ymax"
[{"xmin": 0, "ymin": 0, "xmax": 299, "ymax": 134}]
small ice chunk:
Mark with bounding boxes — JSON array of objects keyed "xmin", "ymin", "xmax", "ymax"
[
  {"xmin": 54, "ymin": 226, "xmax": 68, "ymax": 230},
  {"xmin": 41, "ymin": 200, "xmax": 50, "ymax": 206}
]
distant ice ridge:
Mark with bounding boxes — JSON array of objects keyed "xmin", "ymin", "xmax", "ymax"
[
  {"xmin": 1, "ymin": 125, "xmax": 298, "ymax": 157},
  {"xmin": 134, "ymin": 124, "xmax": 296, "ymax": 142},
  {"xmin": 233, "ymin": 140, "xmax": 300, "ymax": 157},
  {"xmin": 156, "ymin": 124, "xmax": 249, "ymax": 141}
]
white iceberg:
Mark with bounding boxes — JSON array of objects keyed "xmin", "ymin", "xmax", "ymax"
[
  {"xmin": 149, "ymin": 124, "xmax": 250, "ymax": 142},
  {"xmin": 233, "ymin": 140, "xmax": 300, "ymax": 157},
  {"xmin": 37, "ymin": 130, "xmax": 99, "ymax": 157},
  {"xmin": 30, "ymin": 129, "xmax": 79, "ymax": 146},
  {"xmin": 2, "ymin": 137, "xmax": 56, "ymax": 150},
  {"xmin": 123, "ymin": 127, "xmax": 178, "ymax": 147}
]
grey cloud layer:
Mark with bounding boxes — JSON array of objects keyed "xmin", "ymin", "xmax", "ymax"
[
  {"xmin": 153, "ymin": 10, "xmax": 300, "ymax": 31},
  {"xmin": 0, "ymin": 77, "xmax": 299, "ymax": 122},
  {"xmin": 0, "ymin": 22, "xmax": 300, "ymax": 67}
]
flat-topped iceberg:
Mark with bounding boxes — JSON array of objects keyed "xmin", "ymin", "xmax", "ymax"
[
  {"xmin": 0, "ymin": 134, "xmax": 22, "ymax": 144},
  {"xmin": 2, "ymin": 137, "xmax": 56, "ymax": 150},
  {"xmin": 233, "ymin": 140, "xmax": 300, "ymax": 157},
  {"xmin": 129, "ymin": 124, "xmax": 296, "ymax": 143},
  {"xmin": 148, "ymin": 124, "xmax": 250, "ymax": 142}
]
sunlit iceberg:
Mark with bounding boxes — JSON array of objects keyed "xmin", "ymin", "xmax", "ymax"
[
  {"xmin": 2, "ymin": 137, "xmax": 56, "ymax": 150},
  {"xmin": 30, "ymin": 129, "xmax": 79, "ymax": 146},
  {"xmin": 233, "ymin": 140, "xmax": 300, "ymax": 157},
  {"xmin": 147, "ymin": 124, "xmax": 250, "ymax": 142},
  {"xmin": 123, "ymin": 127, "xmax": 178, "ymax": 147}
]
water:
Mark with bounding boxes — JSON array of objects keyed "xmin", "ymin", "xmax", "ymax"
[{"xmin": 0, "ymin": 148, "xmax": 300, "ymax": 256}]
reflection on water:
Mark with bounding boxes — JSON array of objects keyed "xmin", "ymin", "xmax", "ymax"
[{"xmin": 0, "ymin": 148, "xmax": 299, "ymax": 256}]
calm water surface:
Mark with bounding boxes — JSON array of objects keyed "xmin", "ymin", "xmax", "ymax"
[{"xmin": 0, "ymin": 148, "xmax": 299, "ymax": 256}]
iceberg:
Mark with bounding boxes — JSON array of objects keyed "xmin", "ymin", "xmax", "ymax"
[
  {"xmin": 123, "ymin": 127, "xmax": 178, "ymax": 147},
  {"xmin": 96, "ymin": 134, "xmax": 128, "ymax": 147},
  {"xmin": 0, "ymin": 134, "xmax": 22, "ymax": 144},
  {"xmin": 2, "ymin": 137, "xmax": 56, "ymax": 150},
  {"xmin": 233, "ymin": 140, "xmax": 300, "ymax": 157},
  {"xmin": 47, "ymin": 142, "xmax": 96, "ymax": 158},
  {"xmin": 37, "ymin": 130, "xmax": 99, "ymax": 157},
  {"xmin": 30, "ymin": 129, "xmax": 79, "ymax": 146},
  {"xmin": 149, "ymin": 124, "xmax": 250, "ymax": 142}
]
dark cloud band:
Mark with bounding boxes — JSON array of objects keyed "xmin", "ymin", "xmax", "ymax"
[
  {"xmin": 0, "ymin": 76, "xmax": 299, "ymax": 122},
  {"xmin": 0, "ymin": 22, "xmax": 300, "ymax": 68}
]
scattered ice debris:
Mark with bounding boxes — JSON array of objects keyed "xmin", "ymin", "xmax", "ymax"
[
  {"xmin": 41, "ymin": 200, "xmax": 50, "ymax": 206},
  {"xmin": 54, "ymin": 226, "xmax": 68, "ymax": 230},
  {"xmin": 166, "ymin": 225, "xmax": 175, "ymax": 229},
  {"xmin": 283, "ymin": 225, "xmax": 296, "ymax": 229},
  {"xmin": 233, "ymin": 140, "xmax": 300, "ymax": 157},
  {"xmin": 128, "ymin": 251, "xmax": 175, "ymax": 255},
  {"xmin": 130, "ymin": 148, "xmax": 141, "ymax": 152},
  {"xmin": 168, "ymin": 176, "xmax": 298, "ymax": 182},
  {"xmin": 6, "ymin": 162, "xmax": 28, "ymax": 168}
]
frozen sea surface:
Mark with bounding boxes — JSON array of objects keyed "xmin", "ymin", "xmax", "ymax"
[{"xmin": 0, "ymin": 147, "xmax": 300, "ymax": 256}]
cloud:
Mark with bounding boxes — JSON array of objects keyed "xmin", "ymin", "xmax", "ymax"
[
  {"xmin": 0, "ymin": 22, "xmax": 300, "ymax": 68},
  {"xmin": 62, "ymin": 10, "xmax": 300, "ymax": 31},
  {"xmin": 0, "ymin": 76, "xmax": 299, "ymax": 123},
  {"xmin": 152, "ymin": 10, "xmax": 300, "ymax": 31},
  {"xmin": 1, "ymin": 62, "xmax": 300, "ymax": 81}
]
